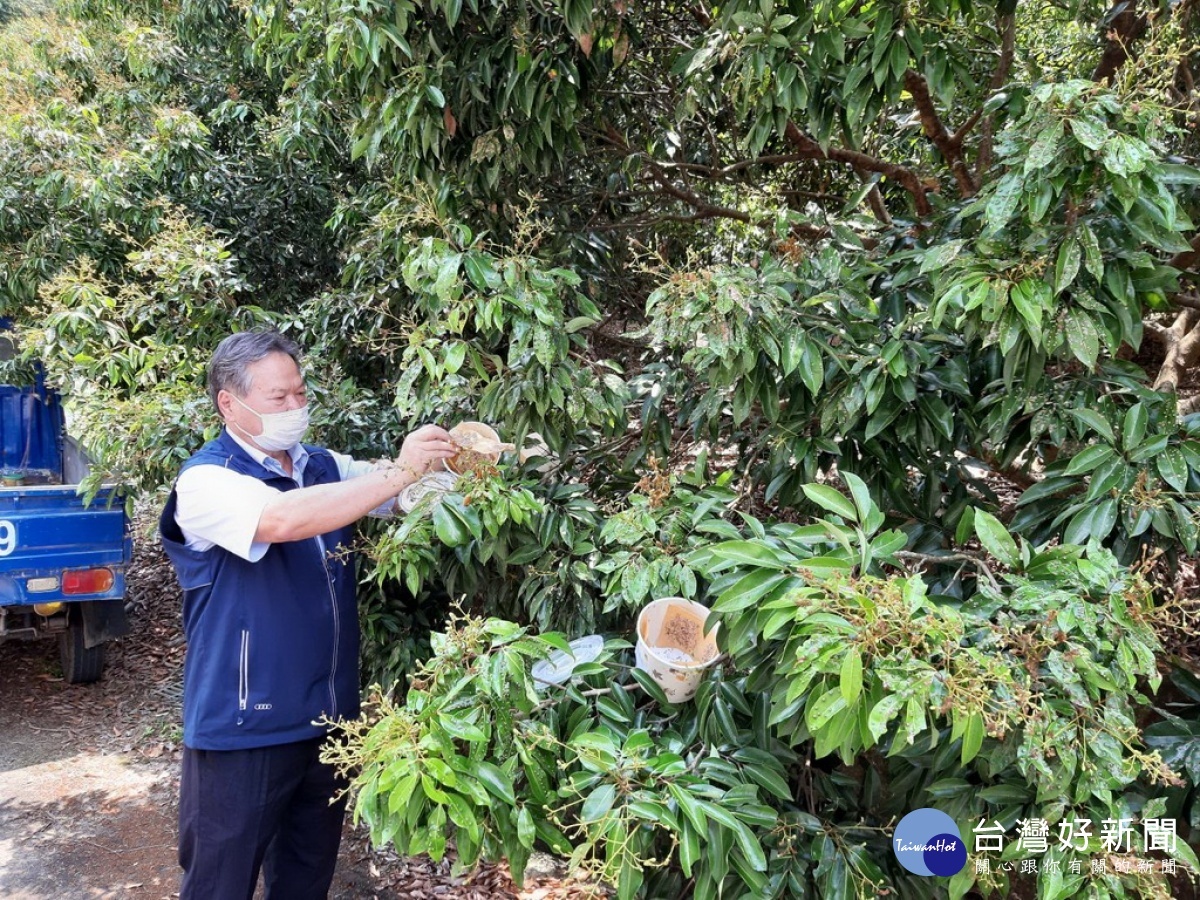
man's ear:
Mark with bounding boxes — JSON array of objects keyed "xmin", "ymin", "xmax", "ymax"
[{"xmin": 215, "ymin": 389, "xmax": 234, "ymax": 421}]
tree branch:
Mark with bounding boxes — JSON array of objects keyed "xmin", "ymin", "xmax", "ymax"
[
  {"xmin": 591, "ymin": 125, "xmax": 881, "ymax": 244},
  {"xmin": 1153, "ymin": 308, "xmax": 1200, "ymax": 391},
  {"xmin": 1173, "ymin": 290, "xmax": 1200, "ymax": 311},
  {"xmin": 952, "ymin": 109, "xmax": 984, "ymax": 146},
  {"xmin": 977, "ymin": 12, "xmax": 1016, "ymax": 177},
  {"xmin": 1092, "ymin": 0, "xmax": 1149, "ymax": 83},
  {"xmin": 853, "ymin": 167, "xmax": 892, "ymax": 225},
  {"xmin": 903, "ymin": 69, "xmax": 978, "ymax": 197},
  {"xmin": 783, "ymin": 122, "xmax": 933, "ymax": 217},
  {"xmin": 1144, "ymin": 320, "xmax": 1170, "ymax": 343},
  {"xmin": 1168, "ymin": 232, "xmax": 1200, "ymax": 279}
]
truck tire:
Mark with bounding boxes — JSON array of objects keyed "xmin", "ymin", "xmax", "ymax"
[{"xmin": 59, "ymin": 608, "xmax": 105, "ymax": 684}]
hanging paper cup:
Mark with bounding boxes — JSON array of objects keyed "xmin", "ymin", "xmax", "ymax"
[
  {"xmin": 445, "ymin": 422, "xmax": 506, "ymax": 475},
  {"xmin": 634, "ymin": 597, "xmax": 719, "ymax": 703}
]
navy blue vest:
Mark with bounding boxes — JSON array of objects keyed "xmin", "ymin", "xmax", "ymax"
[{"xmin": 159, "ymin": 431, "xmax": 360, "ymax": 750}]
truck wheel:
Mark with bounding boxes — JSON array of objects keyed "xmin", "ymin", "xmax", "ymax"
[{"xmin": 59, "ymin": 609, "xmax": 105, "ymax": 684}]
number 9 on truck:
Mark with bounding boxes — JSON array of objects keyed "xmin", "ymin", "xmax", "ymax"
[{"xmin": 0, "ymin": 519, "xmax": 16, "ymax": 557}]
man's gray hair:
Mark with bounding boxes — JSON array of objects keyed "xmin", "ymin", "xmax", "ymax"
[{"xmin": 207, "ymin": 331, "xmax": 302, "ymax": 410}]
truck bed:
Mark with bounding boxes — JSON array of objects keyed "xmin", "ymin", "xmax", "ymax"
[{"xmin": 0, "ymin": 485, "xmax": 129, "ymax": 605}]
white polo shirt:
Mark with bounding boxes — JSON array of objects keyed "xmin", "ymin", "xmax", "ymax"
[{"xmin": 173, "ymin": 429, "xmax": 390, "ymax": 563}]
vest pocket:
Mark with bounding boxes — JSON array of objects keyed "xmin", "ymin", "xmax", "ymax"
[{"xmin": 238, "ymin": 629, "xmax": 249, "ymax": 713}]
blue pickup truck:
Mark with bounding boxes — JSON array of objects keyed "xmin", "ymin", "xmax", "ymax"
[{"xmin": 0, "ymin": 362, "xmax": 132, "ymax": 683}]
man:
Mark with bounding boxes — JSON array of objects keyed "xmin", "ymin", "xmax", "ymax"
[{"xmin": 159, "ymin": 330, "xmax": 456, "ymax": 899}]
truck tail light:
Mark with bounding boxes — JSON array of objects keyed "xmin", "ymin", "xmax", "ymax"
[{"xmin": 63, "ymin": 568, "xmax": 115, "ymax": 595}]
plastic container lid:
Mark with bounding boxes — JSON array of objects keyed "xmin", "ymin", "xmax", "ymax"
[{"xmin": 531, "ymin": 635, "xmax": 604, "ymax": 689}]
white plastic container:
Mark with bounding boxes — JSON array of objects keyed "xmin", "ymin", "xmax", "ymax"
[
  {"xmin": 398, "ymin": 471, "xmax": 459, "ymax": 514},
  {"xmin": 634, "ymin": 597, "xmax": 720, "ymax": 703},
  {"xmin": 530, "ymin": 635, "xmax": 604, "ymax": 691}
]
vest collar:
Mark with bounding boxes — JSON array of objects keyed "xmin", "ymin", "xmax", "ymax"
[{"xmin": 219, "ymin": 427, "xmax": 309, "ymax": 479}]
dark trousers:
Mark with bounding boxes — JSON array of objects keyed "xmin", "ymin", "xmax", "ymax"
[{"xmin": 179, "ymin": 737, "xmax": 348, "ymax": 900}]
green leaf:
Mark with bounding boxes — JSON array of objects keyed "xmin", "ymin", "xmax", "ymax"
[
  {"xmin": 744, "ymin": 763, "xmax": 792, "ymax": 801},
  {"xmin": 841, "ymin": 471, "xmax": 883, "ymax": 533},
  {"xmin": 1064, "ymin": 308, "xmax": 1100, "ymax": 368},
  {"xmin": 1084, "ymin": 456, "xmax": 1127, "ymax": 502},
  {"xmin": 801, "ymin": 483, "xmax": 857, "ymax": 520},
  {"xmin": 1080, "ymin": 223, "xmax": 1103, "ymax": 282},
  {"xmin": 806, "ymin": 686, "xmax": 848, "ymax": 732},
  {"xmin": 678, "ymin": 821, "xmax": 701, "ymax": 877},
  {"xmin": 440, "ymin": 715, "xmax": 487, "ymax": 743},
  {"xmin": 1064, "ymin": 444, "xmax": 1116, "ymax": 476},
  {"xmin": 443, "ymin": 342, "xmax": 467, "ymax": 374},
  {"xmin": 948, "ymin": 867, "xmax": 977, "ymax": 900},
  {"xmin": 1123, "ymin": 403, "xmax": 1148, "ymax": 452},
  {"xmin": 870, "ymin": 528, "xmax": 908, "ymax": 560},
  {"xmin": 955, "ymin": 506, "xmax": 976, "ymax": 545},
  {"xmin": 1016, "ymin": 476, "xmax": 1077, "ymax": 506},
  {"xmin": 580, "ymin": 783, "xmax": 617, "ymax": 823},
  {"xmin": 422, "ymin": 773, "xmax": 449, "ymax": 803},
  {"xmin": 515, "ymin": 805, "xmax": 536, "ymax": 850},
  {"xmin": 618, "ymin": 859, "xmax": 643, "ymax": 900},
  {"xmin": 445, "ymin": 792, "xmax": 481, "ymax": 843},
  {"xmin": 840, "ymin": 649, "xmax": 863, "ymax": 705},
  {"xmin": 1130, "ymin": 433, "xmax": 1170, "ymax": 463},
  {"xmin": 668, "ymin": 783, "xmax": 708, "ymax": 834},
  {"xmin": 797, "ymin": 337, "xmax": 824, "ymax": 396},
  {"xmin": 714, "ymin": 569, "xmax": 790, "ymax": 613},
  {"xmin": 710, "ymin": 540, "xmax": 794, "ymax": 569},
  {"xmin": 630, "ymin": 666, "xmax": 673, "ymax": 707},
  {"xmin": 1009, "ymin": 279, "xmax": 1048, "ymax": 343},
  {"xmin": 1068, "ymin": 114, "xmax": 1110, "ymax": 150},
  {"xmin": 731, "ymin": 818, "xmax": 769, "ymax": 872},
  {"xmin": 1024, "ymin": 119, "xmax": 1064, "ymax": 173},
  {"xmin": 1063, "ymin": 496, "xmax": 1118, "ymax": 544},
  {"xmin": 867, "ymin": 695, "xmax": 904, "ymax": 742},
  {"xmin": 389, "ymin": 772, "xmax": 419, "ymax": 815},
  {"xmin": 474, "ymin": 760, "xmax": 516, "ymax": 805},
  {"xmin": 463, "ymin": 252, "xmax": 497, "ymax": 290},
  {"xmin": 1158, "ymin": 447, "xmax": 1189, "ymax": 492},
  {"xmin": 1067, "ymin": 407, "xmax": 1116, "ymax": 442},
  {"xmin": 1054, "ymin": 238, "xmax": 1082, "ymax": 294},
  {"xmin": 961, "ymin": 712, "xmax": 984, "ymax": 765},
  {"xmin": 433, "ymin": 502, "xmax": 470, "ymax": 546},
  {"xmin": 974, "ymin": 509, "xmax": 1018, "ymax": 566},
  {"xmin": 985, "ymin": 172, "xmax": 1024, "ymax": 233},
  {"xmin": 919, "ymin": 240, "xmax": 965, "ymax": 274}
]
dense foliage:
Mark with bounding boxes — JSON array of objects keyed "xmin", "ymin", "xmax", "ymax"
[{"xmin": 3, "ymin": 0, "xmax": 1200, "ymax": 895}]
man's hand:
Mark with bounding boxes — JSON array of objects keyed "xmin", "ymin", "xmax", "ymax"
[{"xmin": 395, "ymin": 424, "xmax": 458, "ymax": 478}]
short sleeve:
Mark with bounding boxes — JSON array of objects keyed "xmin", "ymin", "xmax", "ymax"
[{"xmin": 173, "ymin": 464, "xmax": 281, "ymax": 562}]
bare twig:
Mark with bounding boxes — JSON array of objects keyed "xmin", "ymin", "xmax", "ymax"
[{"xmin": 894, "ymin": 550, "xmax": 1001, "ymax": 590}]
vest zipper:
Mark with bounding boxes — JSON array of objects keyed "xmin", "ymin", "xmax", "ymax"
[
  {"xmin": 238, "ymin": 629, "xmax": 249, "ymax": 713},
  {"xmin": 315, "ymin": 534, "xmax": 340, "ymax": 718}
]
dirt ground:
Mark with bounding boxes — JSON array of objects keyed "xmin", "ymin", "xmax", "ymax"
[{"xmin": 0, "ymin": 538, "xmax": 587, "ymax": 900}]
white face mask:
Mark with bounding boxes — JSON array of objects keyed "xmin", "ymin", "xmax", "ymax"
[{"xmin": 230, "ymin": 393, "xmax": 310, "ymax": 452}]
